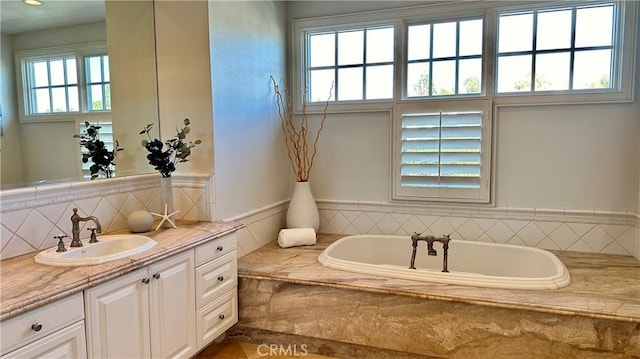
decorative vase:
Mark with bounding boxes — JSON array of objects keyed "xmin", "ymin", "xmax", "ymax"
[
  {"xmin": 286, "ymin": 181, "xmax": 319, "ymax": 233},
  {"xmin": 127, "ymin": 210, "xmax": 154, "ymax": 233},
  {"xmin": 159, "ymin": 176, "xmax": 175, "ymax": 228}
]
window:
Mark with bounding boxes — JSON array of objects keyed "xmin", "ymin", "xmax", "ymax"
[
  {"xmin": 17, "ymin": 43, "xmax": 111, "ymax": 121},
  {"xmin": 293, "ymin": 1, "xmax": 636, "ymax": 203},
  {"xmin": 85, "ymin": 55, "xmax": 111, "ymax": 111},
  {"xmin": 496, "ymin": 3, "xmax": 616, "ymax": 93},
  {"xmin": 27, "ymin": 56, "xmax": 79, "ymax": 113},
  {"xmin": 306, "ymin": 25, "xmax": 395, "ymax": 102},
  {"xmin": 394, "ymin": 100, "xmax": 491, "ymax": 202},
  {"xmin": 407, "ymin": 18, "xmax": 483, "ymax": 97}
]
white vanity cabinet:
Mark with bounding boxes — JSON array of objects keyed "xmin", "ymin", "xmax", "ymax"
[
  {"xmin": 83, "ymin": 232, "xmax": 239, "ymax": 359},
  {"xmin": 84, "ymin": 250, "xmax": 197, "ymax": 359},
  {"xmin": 0, "ymin": 293, "xmax": 86, "ymax": 359},
  {"xmin": 194, "ymin": 232, "xmax": 238, "ymax": 348}
]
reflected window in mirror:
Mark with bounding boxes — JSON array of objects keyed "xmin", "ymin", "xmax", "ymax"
[
  {"xmin": 76, "ymin": 118, "xmax": 116, "ymax": 180},
  {"xmin": 17, "ymin": 42, "xmax": 110, "ymax": 121},
  {"xmin": 85, "ymin": 54, "xmax": 111, "ymax": 111}
]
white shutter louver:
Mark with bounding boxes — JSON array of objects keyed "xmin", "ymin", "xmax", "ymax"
[
  {"xmin": 401, "ymin": 111, "xmax": 482, "ymax": 189},
  {"xmin": 77, "ymin": 118, "xmax": 115, "ymax": 179}
]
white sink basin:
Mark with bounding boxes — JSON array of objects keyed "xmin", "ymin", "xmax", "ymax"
[{"xmin": 34, "ymin": 235, "xmax": 157, "ymax": 266}]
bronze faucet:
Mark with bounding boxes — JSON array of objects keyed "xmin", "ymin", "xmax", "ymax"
[
  {"xmin": 70, "ymin": 208, "xmax": 102, "ymax": 247},
  {"xmin": 409, "ymin": 232, "xmax": 451, "ymax": 272}
]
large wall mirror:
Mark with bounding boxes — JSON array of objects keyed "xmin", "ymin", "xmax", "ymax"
[{"xmin": 0, "ymin": 0, "xmax": 159, "ymax": 190}]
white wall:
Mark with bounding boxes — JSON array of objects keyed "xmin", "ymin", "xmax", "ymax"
[
  {"xmin": 154, "ymin": 1, "xmax": 214, "ymax": 179},
  {"xmin": 106, "ymin": 1, "xmax": 159, "ymax": 177},
  {"xmin": 12, "ymin": 22, "xmax": 106, "ymax": 51},
  {"xmin": 0, "ymin": 33, "xmax": 23, "ymax": 187},
  {"xmin": 287, "ymin": 1, "xmax": 640, "ymax": 215},
  {"xmin": 209, "ymin": 1, "xmax": 289, "ymax": 220},
  {"xmin": 495, "ymin": 103, "xmax": 639, "ymax": 212}
]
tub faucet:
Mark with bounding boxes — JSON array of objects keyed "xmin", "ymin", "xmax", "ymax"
[
  {"xmin": 70, "ymin": 208, "xmax": 102, "ymax": 247},
  {"xmin": 409, "ymin": 233, "xmax": 451, "ymax": 272}
]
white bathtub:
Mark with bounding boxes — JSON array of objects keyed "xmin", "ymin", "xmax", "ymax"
[{"xmin": 318, "ymin": 235, "xmax": 571, "ymax": 289}]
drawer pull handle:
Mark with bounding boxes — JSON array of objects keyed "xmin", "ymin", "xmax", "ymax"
[
  {"xmin": 218, "ymin": 314, "xmax": 225, "ymax": 320},
  {"xmin": 216, "ymin": 246, "xmax": 224, "ymax": 252},
  {"xmin": 31, "ymin": 322, "xmax": 43, "ymax": 332},
  {"xmin": 142, "ymin": 278, "xmax": 150, "ymax": 284},
  {"xmin": 218, "ymin": 276, "xmax": 224, "ymax": 282},
  {"xmin": 153, "ymin": 273, "xmax": 161, "ymax": 279}
]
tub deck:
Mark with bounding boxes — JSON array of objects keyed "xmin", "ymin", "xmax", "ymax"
[{"xmin": 238, "ymin": 234, "xmax": 640, "ymax": 322}]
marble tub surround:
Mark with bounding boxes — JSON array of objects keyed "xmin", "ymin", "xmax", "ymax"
[
  {"xmin": 237, "ymin": 279, "xmax": 639, "ymax": 358},
  {"xmin": 0, "ymin": 220, "xmax": 243, "ymax": 321},
  {"xmin": 238, "ymin": 234, "xmax": 640, "ymax": 322},
  {"xmin": 235, "ymin": 234, "xmax": 640, "ymax": 358}
]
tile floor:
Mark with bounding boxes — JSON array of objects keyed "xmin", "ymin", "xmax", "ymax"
[{"xmin": 194, "ymin": 339, "xmax": 338, "ymax": 359}]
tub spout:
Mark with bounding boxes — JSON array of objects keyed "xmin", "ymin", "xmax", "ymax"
[{"xmin": 409, "ymin": 233, "xmax": 451, "ymax": 272}]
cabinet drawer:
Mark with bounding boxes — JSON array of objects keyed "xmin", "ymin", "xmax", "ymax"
[
  {"xmin": 196, "ymin": 289, "xmax": 237, "ymax": 348},
  {"xmin": 0, "ymin": 293, "xmax": 84, "ymax": 355},
  {"xmin": 195, "ymin": 251, "xmax": 237, "ymax": 309},
  {"xmin": 195, "ymin": 233, "xmax": 237, "ymax": 266},
  {"xmin": 1, "ymin": 321, "xmax": 86, "ymax": 359}
]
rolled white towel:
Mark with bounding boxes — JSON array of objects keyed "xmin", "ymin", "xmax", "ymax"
[{"xmin": 278, "ymin": 228, "xmax": 316, "ymax": 248}]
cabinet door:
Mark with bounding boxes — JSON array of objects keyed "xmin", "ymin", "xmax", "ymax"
[
  {"xmin": 149, "ymin": 250, "xmax": 196, "ymax": 359},
  {"xmin": 84, "ymin": 268, "xmax": 151, "ymax": 359},
  {"xmin": 1, "ymin": 321, "xmax": 86, "ymax": 359}
]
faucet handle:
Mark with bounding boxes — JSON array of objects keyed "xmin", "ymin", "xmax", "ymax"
[
  {"xmin": 87, "ymin": 227, "xmax": 98, "ymax": 243},
  {"xmin": 54, "ymin": 234, "xmax": 68, "ymax": 253}
]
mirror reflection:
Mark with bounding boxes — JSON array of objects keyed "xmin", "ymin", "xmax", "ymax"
[{"xmin": 0, "ymin": 0, "xmax": 159, "ymax": 190}]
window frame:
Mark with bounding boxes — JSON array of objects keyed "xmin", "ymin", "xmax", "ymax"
[
  {"xmin": 15, "ymin": 42, "xmax": 110, "ymax": 123},
  {"xmin": 306, "ymin": 25, "xmax": 396, "ymax": 102},
  {"xmin": 404, "ymin": 15, "xmax": 486, "ymax": 99},
  {"xmin": 392, "ymin": 99, "xmax": 493, "ymax": 203},
  {"xmin": 491, "ymin": 0, "xmax": 637, "ymax": 106}
]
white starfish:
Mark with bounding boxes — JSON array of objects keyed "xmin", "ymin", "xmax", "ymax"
[{"xmin": 150, "ymin": 203, "xmax": 180, "ymax": 231}]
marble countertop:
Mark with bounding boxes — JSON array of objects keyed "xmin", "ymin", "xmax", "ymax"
[
  {"xmin": 237, "ymin": 234, "xmax": 640, "ymax": 323},
  {"xmin": 0, "ymin": 221, "xmax": 244, "ymax": 321}
]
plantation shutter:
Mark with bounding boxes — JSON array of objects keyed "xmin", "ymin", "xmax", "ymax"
[
  {"xmin": 394, "ymin": 100, "xmax": 491, "ymax": 202},
  {"xmin": 76, "ymin": 117, "xmax": 115, "ymax": 179}
]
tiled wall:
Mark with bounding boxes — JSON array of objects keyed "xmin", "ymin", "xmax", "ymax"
[
  {"xmin": 1, "ymin": 175, "xmax": 638, "ymax": 260},
  {"xmin": 225, "ymin": 201, "xmax": 287, "ymax": 258},
  {"xmin": 317, "ymin": 201, "xmax": 638, "ymax": 257},
  {"xmin": 0, "ymin": 174, "xmax": 212, "ymax": 260}
]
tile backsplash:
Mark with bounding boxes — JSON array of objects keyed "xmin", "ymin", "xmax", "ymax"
[
  {"xmin": 0, "ymin": 174, "xmax": 212, "ymax": 260},
  {"xmin": 1, "ymin": 175, "xmax": 638, "ymax": 261},
  {"xmin": 317, "ymin": 200, "xmax": 639, "ymax": 257}
]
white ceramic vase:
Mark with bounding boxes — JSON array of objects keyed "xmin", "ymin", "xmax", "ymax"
[
  {"xmin": 159, "ymin": 176, "xmax": 175, "ymax": 228},
  {"xmin": 286, "ymin": 181, "xmax": 319, "ymax": 233}
]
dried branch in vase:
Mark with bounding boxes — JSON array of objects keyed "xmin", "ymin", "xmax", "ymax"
[{"xmin": 270, "ymin": 76, "xmax": 333, "ymax": 182}]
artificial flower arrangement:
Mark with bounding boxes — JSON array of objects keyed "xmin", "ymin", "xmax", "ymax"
[
  {"xmin": 140, "ymin": 118, "xmax": 201, "ymax": 177},
  {"xmin": 74, "ymin": 121, "xmax": 123, "ymax": 179}
]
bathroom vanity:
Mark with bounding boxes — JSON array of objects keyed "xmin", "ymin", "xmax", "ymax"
[{"xmin": 0, "ymin": 221, "xmax": 243, "ymax": 359}]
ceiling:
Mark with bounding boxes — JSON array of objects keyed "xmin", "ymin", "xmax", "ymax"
[{"xmin": 1, "ymin": 0, "xmax": 105, "ymax": 34}]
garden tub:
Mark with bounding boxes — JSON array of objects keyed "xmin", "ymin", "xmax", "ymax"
[{"xmin": 318, "ymin": 235, "xmax": 570, "ymax": 289}]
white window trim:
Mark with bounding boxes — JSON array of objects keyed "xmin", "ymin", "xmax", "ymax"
[{"xmin": 15, "ymin": 41, "xmax": 108, "ymax": 123}]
